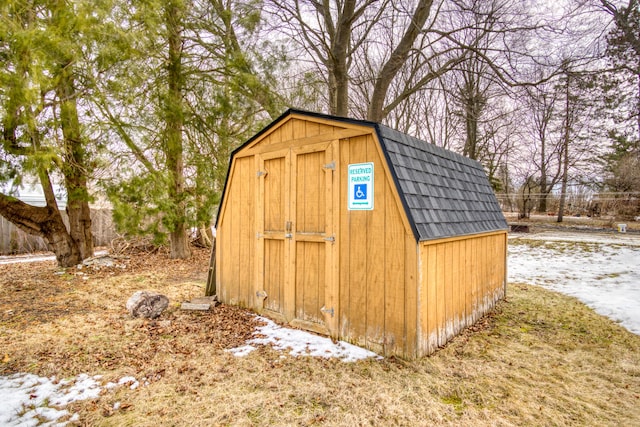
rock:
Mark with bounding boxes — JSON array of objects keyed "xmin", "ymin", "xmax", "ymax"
[{"xmin": 126, "ymin": 291, "xmax": 169, "ymax": 319}]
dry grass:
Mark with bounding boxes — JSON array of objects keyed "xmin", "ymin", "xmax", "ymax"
[{"xmin": 1, "ymin": 248, "xmax": 639, "ymax": 426}]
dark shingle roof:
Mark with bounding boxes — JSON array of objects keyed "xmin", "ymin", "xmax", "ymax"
[{"xmin": 376, "ymin": 125, "xmax": 507, "ymax": 241}]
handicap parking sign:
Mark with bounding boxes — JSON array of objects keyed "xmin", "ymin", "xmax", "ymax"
[
  {"xmin": 354, "ymin": 184, "xmax": 367, "ymax": 200},
  {"xmin": 348, "ymin": 163, "xmax": 374, "ymax": 210}
]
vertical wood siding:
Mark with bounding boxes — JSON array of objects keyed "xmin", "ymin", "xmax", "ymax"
[
  {"xmin": 338, "ymin": 133, "xmax": 417, "ymax": 358},
  {"xmin": 217, "ymin": 155, "xmax": 255, "ymax": 307},
  {"xmin": 418, "ymin": 231, "xmax": 507, "ymax": 356}
]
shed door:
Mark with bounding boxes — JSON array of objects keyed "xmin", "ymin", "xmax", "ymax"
[{"xmin": 257, "ymin": 141, "xmax": 336, "ymax": 334}]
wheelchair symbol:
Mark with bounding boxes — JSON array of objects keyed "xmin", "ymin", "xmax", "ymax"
[{"xmin": 354, "ymin": 184, "xmax": 367, "ymax": 200}]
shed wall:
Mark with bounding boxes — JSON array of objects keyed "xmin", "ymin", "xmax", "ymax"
[
  {"xmin": 417, "ymin": 231, "xmax": 507, "ymax": 356},
  {"xmin": 337, "ymin": 133, "xmax": 417, "ymax": 358},
  {"xmin": 217, "ymin": 155, "xmax": 256, "ymax": 307}
]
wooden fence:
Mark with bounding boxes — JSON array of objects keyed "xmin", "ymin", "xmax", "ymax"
[{"xmin": 0, "ymin": 209, "xmax": 117, "ymax": 255}]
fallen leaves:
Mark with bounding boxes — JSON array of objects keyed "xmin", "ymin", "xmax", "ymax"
[{"xmin": 0, "ymin": 246, "xmax": 261, "ymax": 379}]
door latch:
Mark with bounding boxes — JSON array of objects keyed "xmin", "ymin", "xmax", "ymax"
[
  {"xmin": 285, "ymin": 221, "xmax": 293, "ymax": 239},
  {"xmin": 324, "ymin": 235, "xmax": 335, "ymax": 243}
]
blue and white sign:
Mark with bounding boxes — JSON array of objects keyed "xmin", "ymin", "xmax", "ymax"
[{"xmin": 348, "ymin": 162, "xmax": 374, "ymax": 210}]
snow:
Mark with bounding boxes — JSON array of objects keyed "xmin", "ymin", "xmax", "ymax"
[
  {"xmin": 0, "ymin": 250, "xmax": 108, "ymax": 266},
  {"xmin": 227, "ymin": 316, "xmax": 381, "ymax": 362},
  {"xmin": 508, "ymin": 231, "xmax": 640, "ymax": 335},
  {"xmin": 0, "ymin": 374, "xmax": 137, "ymax": 426}
]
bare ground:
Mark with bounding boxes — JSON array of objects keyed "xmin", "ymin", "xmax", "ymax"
[{"xmin": 1, "ymin": 247, "xmax": 639, "ymax": 426}]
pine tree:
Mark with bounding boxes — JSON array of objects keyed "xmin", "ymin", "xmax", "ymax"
[
  {"xmin": 0, "ymin": 0, "xmax": 103, "ymax": 266},
  {"xmin": 99, "ymin": 0, "xmax": 282, "ymax": 255}
]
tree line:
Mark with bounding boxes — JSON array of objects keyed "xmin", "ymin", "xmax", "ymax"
[{"xmin": 1, "ymin": 0, "xmax": 638, "ymax": 266}]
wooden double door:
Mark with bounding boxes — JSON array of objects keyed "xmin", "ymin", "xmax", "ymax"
[{"xmin": 256, "ymin": 140, "xmax": 338, "ymax": 334}]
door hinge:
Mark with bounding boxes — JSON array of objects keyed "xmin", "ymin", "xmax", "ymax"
[
  {"xmin": 257, "ymin": 170, "xmax": 268, "ymax": 178},
  {"xmin": 322, "ymin": 161, "xmax": 336, "ymax": 170},
  {"xmin": 256, "ymin": 232, "xmax": 263, "ymax": 239},
  {"xmin": 324, "ymin": 235, "xmax": 336, "ymax": 243},
  {"xmin": 320, "ymin": 306, "xmax": 334, "ymax": 317}
]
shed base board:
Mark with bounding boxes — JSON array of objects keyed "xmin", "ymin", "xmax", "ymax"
[{"xmin": 289, "ymin": 319, "xmax": 330, "ymax": 336}]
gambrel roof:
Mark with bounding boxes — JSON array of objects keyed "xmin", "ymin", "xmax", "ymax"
[
  {"xmin": 376, "ymin": 124, "xmax": 507, "ymax": 241},
  {"xmin": 218, "ymin": 109, "xmax": 507, "ymax": 241}
]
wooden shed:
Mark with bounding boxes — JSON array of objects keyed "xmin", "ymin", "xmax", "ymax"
[{"xmin": 212, "ymin": 109, "xmax": 508, "ymax": 358}]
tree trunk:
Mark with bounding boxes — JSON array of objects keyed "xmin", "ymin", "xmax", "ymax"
[
  {"xmin": 57, "ymin": 60, "xmax": 93, "ymax": 259},
  {"xmin": 367, "ymin": 0, "xmax": 434, "ymax": 122},
  {"xmin": 558, "ymin": 71, "xmax": 571, "ymax": 223},
  {"xmin": 0, "ymin": 193, "xmax": 81, "ymax": 268},
  {"xmin": 165, "ymin": 0, "xmax": 190, "ymax": 259},
  {"xmin": 539, "ymin": 136, "xmax": 548, "ymax": 213},
  {"xmin": 324, "ymin": 0, "xmax": 356, "ymax": 117}
]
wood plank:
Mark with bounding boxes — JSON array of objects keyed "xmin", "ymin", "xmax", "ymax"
[
  {"xmin": 365, "ymin": 142, "xmax": 386, "ymax": 352},
  {"xmin": 338, "ymin": 138, "xmax": 351, "ymax": 338},
  {"xmin": 301, "ymin": 242, "xmax": 320, "ymax": 321},
  {"xmin": 502, "ymin": 232, "xmax": 508, "ymax": 297},
  {"xmin": 255, "ymin": 155, "xmax": 265, "ymax": 311},
  {"xmin": 230, "ymin": 159, "xmax": 242, "ymax": 304},
  {"xmin": 385, "ymin": 180, "xmax": 405, "ymax": 356},
  {"xmin": 461, "ymin": 240, "xmax": 473, "ymax": 326},
  {"xmin": 292, "ymin": 118, "xmax": 306, "ymax": 139},
  {"xmin": 436, "ymin": 244, "xmax": 446, "ymax": 347},
  {"xmin": 264, "ymin": 157, "xmax": 285, "ymax": 232},
  {"xmin": 295, "ymin": 242, "xmax": 305, "ymax": 319},
  {"xmin": 247, "ymin": 158, "xmax": 256, "ymax": 307},
  {"xmin": 234, "ymin": 113, "xmax": 372, "ymax": 155},
  {"xmin": 318, "ymin": 243, "xmax": 326, "ymax": 322},
  {"xmin": 264, "ymin": 239, "xmax": 284, "ymax": 313},
  {"xmin": 270, "ymin": 124, "xmax": 282, "ymax": 144},
  {"xmin": 326, "ymin": 141, "xmax": 340, "ymax": 337},
  {"xmin": 404, "ymin": 233, "xmax": 418, "ymax": 358},
  {"xmin": 180, "ymin": 302, "xmax": 211, "ymax": 311},
  {"xmin": 288, "ymin": 113, "xmax": 372, "ymax": 134},
  {"xmin": 478, "ymin": 237, "xmax": 489, "ymax": 314},
  {"xmin": 488, "ymin": 236, "xmax": 500, "ymax": 305},
  {"xmin": 238, "ymin": 157, "xmax": 253, "ymax": 306},
  {"xmin": 451, "ymin": 240, "xmax": 461, "ymax": 337},
  {"xmin": 280, "ymin": 118, "xmax": 293, "ymax": 142},
  {"xmin": 425, "ymin": 244, "xmax": 438, "ymax": 355},
  {"xmin": 479, "ymin": 237, "xmax": 491, "ymax": 313},
  {"xmin": 347, "ymin": 135, "xmax": 368, "ymax": 343},
  {"xmin": 222, "ymin": 200, "xmax": 233, "ymax": 304},
  {"xmin": 237, "ymin": 129, "xmax": 370, "ymax": 158},
  {"xmin": 419, "ymin": 230, "xmax": 507, "ymax": 246},
  {"xmin": 444, "ymin": 242, "xmax": 453, "ymax": 340},
  {"xmin": 284, "ymin": 150, "xmax": 294, "ymax": 321},
  {"xmin": 205, "ymin": 239, "xmax": 216, "ymax": 296},
  {"xmin": 296, "ymin": 151, "xmax": 324, "ymax": 233},
  {"xmin": 305, "ymin": 120, "xmax": 321, "ymax": 137}
]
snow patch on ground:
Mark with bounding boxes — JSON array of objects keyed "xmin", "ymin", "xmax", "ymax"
[
  {"xmin": 0, "ymin": 373, "xmax": 137, "ymax": 426},
  {"xmin": 227, "ymin": 316, "xmax": 381, "ymax": 362},
  {"xmin": 508, "ymin": 232, "xmax": 640, "ymax": 335}
]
